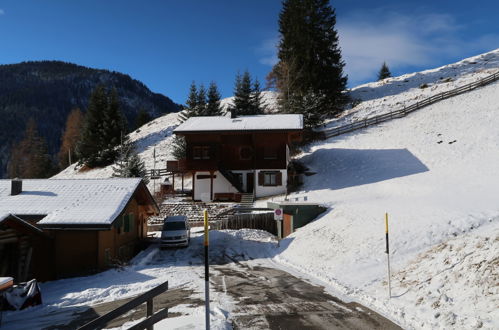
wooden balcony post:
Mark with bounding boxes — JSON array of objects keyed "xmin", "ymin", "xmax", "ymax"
[{"xmin": 210, "ymin": 171, "xmax": 214, "ymax": 201}]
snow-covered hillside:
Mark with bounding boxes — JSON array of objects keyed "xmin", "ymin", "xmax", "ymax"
[
  {"xmin": 270, "ymin": 68, "xmax": 499, "ymax": 328},
  {"xmin": 54, "ymin": 112, "xmax": 182, "ymax": 191},
  {"xmin": 328, "ymin": 48, "xmax": 499, "ymax": 128}
]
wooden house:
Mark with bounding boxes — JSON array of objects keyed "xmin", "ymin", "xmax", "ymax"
[
  {"xmin": 171, "ymin": 114, "xmax": 303, "ymax": 201},
  {"xmin": 0, "ymin": 178, "xmax": 159, "ymax": 281}
]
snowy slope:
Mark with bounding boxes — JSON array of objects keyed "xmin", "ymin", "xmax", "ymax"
[
  {"xmin": 327, "ymin": 48, "xmax": 499, "ymax": 128},
  {"xmin": 54, "ymin": 112, "xmax": 182, "ymax": 191},
  {"xmin": 271, "ymin": 77, "xmax": 499, "ymax": 328}
]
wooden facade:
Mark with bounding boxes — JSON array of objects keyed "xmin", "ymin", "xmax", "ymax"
[
  {"xmin": 174, "ymin": 129, "xmax": 302, "ymax": 201},
  {"xmin": 0, "ymin": 181, "xmax": 158, "ymax": 281}
]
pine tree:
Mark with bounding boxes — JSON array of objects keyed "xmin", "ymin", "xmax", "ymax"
[
  {"xmin": 76, "ymin": 85, "xmax": 107, "ymax": 167},
  {"xmin": 134, "ymin": 108, "xmax": 152, "ymax": 129},
  {"xmin": 205, "ymin": 81, "xmax": 223, "ymax": 116},
  {"xmin": 100, "ymin": 88, "xmax": 127, "ymax": 164},
  {"xmin": 76, "ymin": 85, "xmax": 127, "ymax": 167},
  {"xmin": 232, "ymin": 71, "xmax": 253, "ymax": 116},
  {"xmin": 377, "ymin": 62, "xmax": 392, "ymax": 81},
  {"xmin": 112, "ymin": 139, "xmax": 149, "ymax": 184},
  {"xmin": 272, "ymin": 0, "xmax": 348, "ymax": 126},
  {"xmin": 196, "ymin": 84, "xmax": 207, "ymax": 115},
  {"xmin": 58, "ymin": 108, "xmax": 84, "ymax": 169},
  {"xmin": 8, "ymin": 118, "xmax": 53, "ymax": 178},
  {"xmin": 171, "ymin": 135, "xmax": 187, "ymax": 160},
  {"xmin": 180, "ymin": 81, "xmax": 200, "ymax": 121},
  {"xmin": 250, "ymin": 78, "xmax": 266, "ymax": 115}
]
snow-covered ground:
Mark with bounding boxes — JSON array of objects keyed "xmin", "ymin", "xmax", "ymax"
[
  {"xmin": 2, "ymin": 230, "xmax": 277, "ymax": 330},
  {"xmin": 326, "ymin": 48, "xmax": 499, "ymax": 128},
  {"xmin": 269, "ymin": 74, "xmax": 499, "ymax": 328}
]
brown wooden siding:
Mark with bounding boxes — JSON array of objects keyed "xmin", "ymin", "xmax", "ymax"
[
  {"xmin": 182, "ymin": 131, "xmax": 293, "ymax": 171},
  {"xmin": 54, "ymin": 230, "xmax": 98, "ymax": 278}
]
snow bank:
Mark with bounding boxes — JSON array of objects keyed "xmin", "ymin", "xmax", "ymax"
[{"xmin": 276, "ymin": 75, "xmax": 499, "ymax": 327}]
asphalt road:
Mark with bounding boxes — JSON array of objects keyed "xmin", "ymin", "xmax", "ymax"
[{"xmin": 211, "ymin": 260, "xmax": 401, "ymax": 330}]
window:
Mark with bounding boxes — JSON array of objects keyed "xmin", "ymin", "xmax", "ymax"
[
  {"xmin": 259, "ymin": 171, "xmax": 282, "ymax": 187},
  {"xmin": 193, "ymin": 146, "xmax": 210, "ymax": 160},
  {"xmin": 264, "ymin": 172, "xmax": 277, "ymax": 186}
]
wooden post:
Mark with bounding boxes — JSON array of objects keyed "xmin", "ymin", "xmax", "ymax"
[
  {"xmin": 172, "ymin": 173, "xmax": 175, "ymax": 195},
  {"xmin": 203, "ymin": 209, "xmax": 210, "ymax": 330},
  {"xmin": 210, "ymin": 171, "xmax": 214, "ymax": 201},
  {"xmin": 192, "ymin": 171, "xmax": 196, "ymax": 200},
  {"xmin": 147, "ymin": 299, "xmax": 153, "ymax": 330},
  {"xmin": 385, "ymin": 213, "xmax": 392, "ymax": 299},
  {"xmin": 181, "ymin": 173, "xmax": 184, "ymax": 193}
]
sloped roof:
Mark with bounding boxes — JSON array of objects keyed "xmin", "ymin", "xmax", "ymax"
[
  {"xmin": 174, "ymin": 114, "xmax": 303, "ymax": 133},
  {"xmin": 0, "ymin": 178, "xmax": 152, "ymax": 226}
]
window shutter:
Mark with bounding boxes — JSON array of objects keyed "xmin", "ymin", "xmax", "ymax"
[
  {"xmin": 258, "ymin": 172, "xmax": 264, "ymax": 186},
  {"xmin": 276, "ymin": 172, "xmax": 282, "ymax": 185}
]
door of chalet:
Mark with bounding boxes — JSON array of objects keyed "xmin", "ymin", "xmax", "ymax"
[{"xmin": 246, "ymin": 173, "xmax": 254, "ymax": 193}]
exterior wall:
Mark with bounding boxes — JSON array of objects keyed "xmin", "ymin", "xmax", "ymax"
[
  {"xmin": 193, "ymin": 171, "xmax": 238, "ymax": 201},
  {"xmin": 255, "ymin": 169, "xmax": 287, "ymax": 198},
  {"xmin": 97, "ymin": 198, "xmax": 144, "ymax": 268},
  {"xmin": 53, "ymin": 231, "xmax": 98, "ymax": 278}
]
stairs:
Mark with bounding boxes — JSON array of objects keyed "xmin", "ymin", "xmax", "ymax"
[
  {"xmin": 238, "ymin": 193, "xmax": 254, "ymax": 208},
  {"xmin": 218, "ymin": 165, "xmax": 244, "ymax": 192}
]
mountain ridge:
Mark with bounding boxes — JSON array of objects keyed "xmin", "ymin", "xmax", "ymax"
[{"xmin": 0, "ymin": 60, "xmax": 181, "ymax": 178}]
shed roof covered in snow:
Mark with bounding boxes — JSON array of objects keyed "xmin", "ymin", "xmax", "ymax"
[
  {"xmin": 0, "ymin": 178, "xmax": 157, "ymax": 227},
  {"xmin": 174, "ymin": 114, "xmax": 303, "ymax": 133}
]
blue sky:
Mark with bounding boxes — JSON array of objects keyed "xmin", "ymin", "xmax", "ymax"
[{"xmin": 1, "ymin": 1, "xmax": 499, "ymax": 104}]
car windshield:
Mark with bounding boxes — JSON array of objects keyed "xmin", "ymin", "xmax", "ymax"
[{"xmin": 163, "ymin": 221, "xmax": 186, "ymax": 231}]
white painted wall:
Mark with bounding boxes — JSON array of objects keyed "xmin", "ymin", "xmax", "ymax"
[
  {"xmin": 193, "ymin": 169, "xmax": 287, "ymax": 201},
  {"xmin": 255, "ymin": 169, "xmax": 287, "ymax": 198},
  {"xmin": 193, "ymin": 171, "xmax": 238, "ymax": 201}
]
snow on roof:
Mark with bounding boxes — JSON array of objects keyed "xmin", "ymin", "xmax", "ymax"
[
  {"xmin": 174, "ymin": 114, "xmax": 303, "ymax": 133},
  {"xmin": 0, "ymin": 178, "xmax": 143, "ymax": 226}
]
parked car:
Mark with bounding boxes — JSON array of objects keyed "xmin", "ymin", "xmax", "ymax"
[{"xmin": 160, "ymin": 216, "xmax": 190, "ymax": 248}]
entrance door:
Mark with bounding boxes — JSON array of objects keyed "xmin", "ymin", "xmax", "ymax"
[{"xmin": 246, "ymin": 173, "xmax": 254, "ymax": 193}]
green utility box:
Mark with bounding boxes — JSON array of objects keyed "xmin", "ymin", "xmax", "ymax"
[{"xmin": 267, "ymin": 201, "xmax": 327, "ymax": 235}]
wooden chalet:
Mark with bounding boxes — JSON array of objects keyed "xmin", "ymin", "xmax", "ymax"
[
  {"xmin": 170, "ymin": 114, "xmax": 303, "ymax": 201},
  {"xmin": 0, "ymin": 178, "xmax": 159, "ymax": 281}
]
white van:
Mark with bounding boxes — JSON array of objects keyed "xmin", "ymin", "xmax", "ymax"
[{"xmin": 160, "ymin": 216, "xmax": 190, "ymax": 248}]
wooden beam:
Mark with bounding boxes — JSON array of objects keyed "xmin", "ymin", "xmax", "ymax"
[{"xmin": 210, "ymin": 171, "xmax": 214, "ymax": 201}]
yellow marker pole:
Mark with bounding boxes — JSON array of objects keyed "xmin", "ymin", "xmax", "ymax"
[
  {"xmin": 385, "ymin": 212, "xmax": 392, "ymax": 299},
  {"xmin": 203, "ymin": 209, "xmax": 210, "ymax": 329}
]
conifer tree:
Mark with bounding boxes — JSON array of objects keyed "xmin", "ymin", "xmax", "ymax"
[
  {"xmin": 377, "ymin": 62, "xmax": 392, "ymax": 81},
  {"xmin": 171, "ymin": 135, "xmax": 187, "ymax": 160},
  {"xmin": 58, "ymin": 108, "xmax": 84, "ymax": 168},
  {"xmin": 232, "ymin": 71, "xmax": 253, "ymax": 116},
  {"xmin": 100, "ymin": 88, "xmax": 127, "ymax": 164},
  {"xmin": 180, "ymin": 81, "xmax": 200, "ymax": 121},
  {"xmin": 112, "ymin": 139, "xmax": 149, "ymax": 184},
  {"xmin": 196, "ymin": 84, "xmax": 207, "ymax": 115},
  {"xmin": 134, "ymin": 108, "xmax": 152, "ymax": 129},
  {"xmin": 205, "ymin": 81, "xmax": 223, "ymax": 116},
  {"xmin": 272, "ymin": 0, "xmax": 348, "ymax": 126},
  {"xmin": 76, "ymin": 85, "xmax": 107, "ymax": 167},
  {"xmin": 8, "ymin": 118, "xmax": 53, "ymax": 178},
  {"xmin": 76, "ymin": 85, "xmax": 127, "ymax": 167},
  {"xmin": 250, "ymin": 78, "xmax": 266, "ymax": 115}
]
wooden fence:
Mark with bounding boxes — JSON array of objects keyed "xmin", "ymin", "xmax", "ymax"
[
  {"xmin": 323, "ymin": 71, "xmax": 499, "ymax": 138},
  {"xmin": 214, "ymin": 212, "xmax": 276, "ymax": 235},
  {"xmin": 78, "ymin": 281, "xmax": 169, "ymax": 330}
]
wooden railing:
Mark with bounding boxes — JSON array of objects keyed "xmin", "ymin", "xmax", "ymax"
[
  {"xmin": 323, "ymin": 71, "xmax": 499, "ymax": 138},
  {"xmin": 78, "ymin": 281, "xmax": 169, "ymax": 330}
]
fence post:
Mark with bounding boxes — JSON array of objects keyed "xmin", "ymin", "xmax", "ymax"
[{"xmin": 147, "ymin": 299, "xmax": 154, "ymax": 330}]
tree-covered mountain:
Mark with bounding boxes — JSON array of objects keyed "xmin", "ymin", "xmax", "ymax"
[{"xmin": 0, "ymin": 60, "xmax": 181, "ymax": 178}]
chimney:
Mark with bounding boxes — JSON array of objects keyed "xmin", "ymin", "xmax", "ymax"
[{"xmin": 11, "ymin": 179, "xmax": 22, "ymax": 196}]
